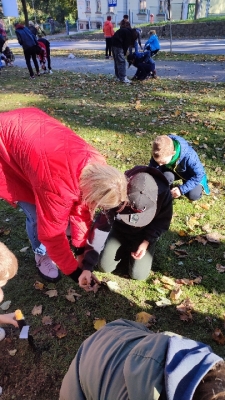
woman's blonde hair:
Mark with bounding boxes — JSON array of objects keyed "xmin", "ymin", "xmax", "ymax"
[
  {"xmin": 80, "ymin": 163, "xmax": 128, "ymax": 216},
  {"xmin": 0, "ymin": 242, "xmax": 18, "ymax": 286}
]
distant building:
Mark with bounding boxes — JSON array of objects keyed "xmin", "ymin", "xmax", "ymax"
[{"xmin": 76, "ymin": 0, "xmax": 225, "ymax": 31}]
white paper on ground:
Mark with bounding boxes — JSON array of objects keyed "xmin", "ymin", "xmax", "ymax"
[{"xmin": 19, "ymin": 325, "xmax": 30, "ymax": 339}]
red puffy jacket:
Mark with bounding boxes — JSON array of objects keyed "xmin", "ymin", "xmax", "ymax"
[{"xmin": 0, "ymin": 108, "xmax": 106, "ymax": 275}]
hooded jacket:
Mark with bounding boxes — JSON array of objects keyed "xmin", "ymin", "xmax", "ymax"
[
  {"xmin": 60, "ymin": 319, "xmax": 222, "ymax": 400},
  {"xmin": 145, "ymin": 34, "xmax": 160, "ymax": 51},
  {"xmin": 0, "ymin": 108, "xmax": 105, "ymax": 275},
  {"xmin": 81, "ymin": 165, "xmax": 172, "ymax": 271},
  {"xmin": 103, "ymin": 20, "xmax": 114, "ymax": 37},
  {"xmin": 112, "ymin": 28, "xmax": 134, "ymax": 55},
  {"xmin": 15, "ymin": 25, "xmax": 37, "ymax": 50},
  {"xmin": 149, "ymin": 134, "xmax": 207, "ymax": 195}
]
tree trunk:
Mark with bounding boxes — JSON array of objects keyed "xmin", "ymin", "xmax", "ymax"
[
  {"xmin": 21, "ymin": 0, "xmax": 29, "ymax": 26},
  {"xmin": 194, "ymin": 0, "xmax": 201, "ymax": 19}
]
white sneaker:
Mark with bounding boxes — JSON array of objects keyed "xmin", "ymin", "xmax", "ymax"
[
  {"xmin": 122, "ymin": 77, "xmax": 131, "ymax": 84},
  {"xmin": 35, "ymin": 254, "xmax": 60, "ymax": 282},
  {"xmin": 49, "ymin": 70, "xmax": 53, "ymax": 74}
]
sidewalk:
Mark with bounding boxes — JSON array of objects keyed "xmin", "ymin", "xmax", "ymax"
[{"xmin": 13, "ymin": 55, "xmax": 225, "ymax": 82}]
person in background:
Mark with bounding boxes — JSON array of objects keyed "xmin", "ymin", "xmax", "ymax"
[
  {"xmin": 35, "ymin": 23, "xmax": 46, "ymax": 38},
  {"xmin": 112, "ymin": 27, "xmax": 138, "ymax": 84},
  {"xmin": 28, "ymin": 21, "xmax": 37, "ymax": 37},
  {"xmin": 37, "ymin": 37, "xmax": 53, "ymax": 73},
  {"xmin": 149, "ymin": 135, "xmax": 210, "ymax": 200},
  {"xmin": 14, "ymin": 22, "xmax": 40, "ymax": 79},
  {"xmin": 0, "ymin": 242, "xmax": 18, "ymax": 328},
  {"xmin": 144, "ymin": 29, "xmax": 160, "ymax": 57},
  {"xmin": 119, "ymin": 14, "xmax": 131, "ymax": 28},
  {"xmin": 0, "ymin": 108, "xmax": 128, "ymax": 290},
  {"xmin": 60, "ymin": 318, "xmax": 225, "ymax": 400},
  {"xmin": 103, "ymin": 16, "xmax": 114, "ymax": 59},
  {"xmin": 127, "ymin": 51, "xmax": 156, "ymax": 81}
]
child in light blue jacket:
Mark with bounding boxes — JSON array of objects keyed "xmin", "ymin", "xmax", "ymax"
[{"xmin": 144, "ymin": 29, "xmax": 160, "ymax": 56}]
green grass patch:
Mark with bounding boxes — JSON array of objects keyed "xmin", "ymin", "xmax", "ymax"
[{"xmin": 0, "ymin": 65, "xmax": 225, "ymax": 399}]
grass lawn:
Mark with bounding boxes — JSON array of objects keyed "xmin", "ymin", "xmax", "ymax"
[{"xmin": 0, "ymin": 62, "xmax": 225, "ymax": 399}]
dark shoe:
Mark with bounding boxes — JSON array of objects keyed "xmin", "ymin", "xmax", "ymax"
[
  {"xmin": 152, "ymin": 70, "xmax": 157, "ymax": 79},
  {"xmin": 105, "ymin": 56, "xmax": 109, "ymax": 59}
]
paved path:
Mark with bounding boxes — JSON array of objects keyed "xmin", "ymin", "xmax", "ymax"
[
  {"xmin": 13, "ymin": 55, "xmax": 225, "ymax": 82},
  {"xmin": 9, "ymin": 37, "xmax": 225, "ymax": 55}
]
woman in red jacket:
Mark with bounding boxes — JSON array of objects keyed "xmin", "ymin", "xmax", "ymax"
[
  {"xmin": 103, "ymin": 16, "xmax": 114, "ymax": 59},
  {"xmin": 0, "ymin": 108, "xmax": 127, "ymax": 290}
]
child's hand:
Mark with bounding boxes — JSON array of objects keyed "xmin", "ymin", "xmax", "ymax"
[
  {"xmin": 131, "ymin": 240, "xmax": 149, "ymax": 260},
  {"xmin": 171, "ymin": 187, "xmax": 181, "ymax": 198},
  {"xmin": 0, "ymin": 312, "xmax": 19, "ymax": 327}
]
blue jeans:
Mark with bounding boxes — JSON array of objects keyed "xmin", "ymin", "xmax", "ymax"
[{"xmin": 18, "ymin": 201, "xmax": 46, "ymax": 255}]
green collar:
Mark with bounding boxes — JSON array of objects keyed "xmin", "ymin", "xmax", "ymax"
[{"xmin": 165, "ymin": 139, "xmax": 181, "ymax": 168}]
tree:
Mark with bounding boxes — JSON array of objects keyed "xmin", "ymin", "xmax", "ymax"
[
  {"xmin": 21, "ymin": 0, "xmax": 29, "ymax": 25},
  {"xmin": 194, "ymin": 0, "xmax": 201, "ymax": 19}
]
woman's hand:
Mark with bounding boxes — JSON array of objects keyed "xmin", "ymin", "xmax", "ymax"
[
  {"xmin": 131, "ymin": 240, "xmax": 149, "ymax": 260},
  {"xmin": 171, "ymin": 187, "xmax": 181, "ymax": 198},
  {"xmin": 78, "ymin": 270, "xmax": 101, "ymax": 292},
  {"xmin": 0, "ymin": 312, "xmax": 19, "ymax": 328}
]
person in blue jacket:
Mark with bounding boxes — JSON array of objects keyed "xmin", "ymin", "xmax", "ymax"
[
  {"xmin": 149, "ymin": 134, "xmax": 210, "ymax": 200},
  {"xmin": 144, "ymin": 29, "xmax": 160, "ymax": 56},
  {"xmin": 60, "ymin": 318, "xmax": 225, "ymax": 400},
  {"xmin": 14, "ymin": 22, "xmax": 40, "ymax": 79},
  {"xmin": 127, "ymin": 50, "xmax": 156, "ymax": 80}
]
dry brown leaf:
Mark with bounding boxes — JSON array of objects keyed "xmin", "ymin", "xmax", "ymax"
[
  {"xmin": 174, "ymin": 250, "xmax": 188, "ymax": 258},
  {"xmin": 67, "ymin": 288, "xmax": 82, "ymax": 298},
  {"xmin": 176, "ymin": 298, "xmax": 194, "ymax": 313},
  {"xmin": 56, "ymin": 327, "xmax": 67, "ymax": 339},
  {"xmin": 170, "ymin": 287, "xmax": 182, "ymax": 301},
  {"xmin": 169, "ymin": 244, "xmax": 176, "ymax": 250},
  {"xmin": 212, "ymin": 328, "xmax": 225, "ymax": 345},
  {"xmin": 45, "ymin": 289, "xmax": 58, "ymax": 298},
  {"xmin": 186, "ymin": 216, "xmax": 199, "ymax": 230},
  {"xmin": 136, "ymin": 312, "xmax": 156, "ymax": 325},
  {"xmin": 193, "ymin": 276, "xmax": 202, "ymax": 284},
  {"xmin": 8, "ymin": 349, "xmax": 17, "ymax": 356},
  {"xmin": 178, "ymin": 230, "xmax": 188, "ymax": 237},
  {"xmin": 93, "ymin": 319, "xmax": 106, "ymax": 330},
  {"xmin": 201, "ymin": 223, "xmax": 211, "ymax": 233},
  {"xmin": 31, "ymin": 305, "xmax": 42, "ymax": 316},
  {"xmin": 206, "ymin": 233, "xmax": 221, "ymax": 244},
  {"xmin": 175, "ymin": 240, "xmax": 185, "ymax": 247},
  {"xmin": 194, "ymin": 236, "xmax": 207, "ymax": 245},
  {"xmin": 199, "ymin": 203, "xmax": 210, "ymax": 211},
  {"xmin": 175, "ymin": 278, "xmax": 193, "ymax": 286},
  {"xmin": 160, "ymin": 276, "xmax": 175, "ymax": 286},
  {"xmin": 65, "ymin": 294, "xmax": 76, "ymax": 303},
  {"xmin": 179, "ymin": 310, "xmax": 193, "ymax": 321},
  {"xmin": 42, "ymin": 316, "xmax": 53, "ymax": 325},
  {"xmin": 34, "ymin": 281, "xmax": 44, "ymax": 290},
  {"xmin": 216, "ymin": 264, "xmax": 225, "ymax": 273}
]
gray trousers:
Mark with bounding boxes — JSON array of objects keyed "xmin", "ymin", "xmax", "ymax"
[
  {"xmin": 112, "ymin": 46, "xmax": 126, "ymax": 81},
  {"xmin": 99, "ymin": 227, "xmax": 156, "ymax": 280}
]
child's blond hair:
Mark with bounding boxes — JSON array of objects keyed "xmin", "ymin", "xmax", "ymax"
[
  {"xmin": 80, "ymin": 163, "xmax": 128, "ymax": 216},
  {"xmin": 149, "ymin": 29, "xmax": 156, "ymax": 35},
  {"xmin": 0, "ymin": 242, "xmax": 18, "ymax": 286}
]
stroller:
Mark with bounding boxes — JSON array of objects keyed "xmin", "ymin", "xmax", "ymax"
[{"xmin": 2, "ymin": 46, "xmax": 15, "ymax": 66}]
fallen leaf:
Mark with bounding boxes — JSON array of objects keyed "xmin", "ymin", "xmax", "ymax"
[
  {"xmin": 93, "ymin": 319, "xmax": 106, "ymax": 330},
  {"xmin": 160, "ymin": 276, "xmax": 175, "ymax": 286},
  {"xmin": 42, "ymin": 316, "xmax": 53, "ymax": 325},
  {"xmin": 186, "ymin": 216, "xmax": 199, "ymax": 230},
  {"xmin": 169, "ymin": 244, "xmax": 176, "ymax": 250},
  {"xmin": 178, "ymin": 230, "xmax": 188, "ymax": 237},
  {"xmin": 201, "ymin": 223, "xmax": 211, "ymax": 233},
  {"xmin": 193, "ymin": 276, "xmax": 202, "ymax": 284},
  {"xmin": 136, "ymin": 311, "xmax": 155, "ymax": 324},
  {"xmin": 31, "ymin": 305, "xmax": 42, "ymax": 316},
  {"xmin": 45, "ymin": 289, "xmax": 58, "ymax": 298},
  {"xmin": 199, "ymin": 203, "xmax": 210, "ymax": 211},
  {"xmin": 170, "ymin": 287, "xmax": 182, "ymax": 301},
  {"xmin": 175, "ymin": 278, "xmax": 194, "ymax": 286},
  {"xmin": 0, "ymin": 301, "xmax": 11, "ymax": 310},
  {"xmin": 175, "ymin": 240, "xmax": 185, "ymax": 247},
  {"xmin": 8, "ymin": 349, "xmax": 17, "ymax": 356},
  {"xmin": 34, "ymin": 281, "xmax": 44, "ymax": 290},
  {"xmin": 65, "ymin": 294, "xmax": 76, "ymax": 303},
  {"xmin": 174, "ymin": 250, "xmax": 188, "ymax": 258},
  {"xmin": 206, "ymin": 232, "xmax": 221, "ymax": 244},
  {"xmin": 155, "ymin": 297, "xmax": 172, "ymax": 307},
  {"xmin": 179, "ymin": 310, "xmax": 193, "ymax": 321},
  {"xmin": 67, "ymin": 288, "xmax": 82, "ymax": 298},
  {"xmin": 194, "ymin": 236, "xmax": 207, "ymax": 245},
  {"xmin": 55, "ymin": 327, "xmax": 67, "ymax": 339},
  {"xmin": 106, "ymin": 281, "xmax": 121, "ymax": 292},
  {"xmin": 19, "ymin": 246, "xmax": 29, "ymax": 253},
  {"xmin": 176, "ymin": 298, "xmax": 194, "ymax": 313},
  {"xmin": 216, "ymin": 264, "xmax": 225, "ymax": 273},
  {"xmin": 212, "ymin": 328, "xmax": 225, "ymax": 345}
]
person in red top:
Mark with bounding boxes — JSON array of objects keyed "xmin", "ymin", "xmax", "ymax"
[
  {"xmin": 103, "ymin": 16, "xmax": 114, "ymax": 59},
  {"xmin": 0, "ymin": 108, "xmax": 128, "ymax": 290}
]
